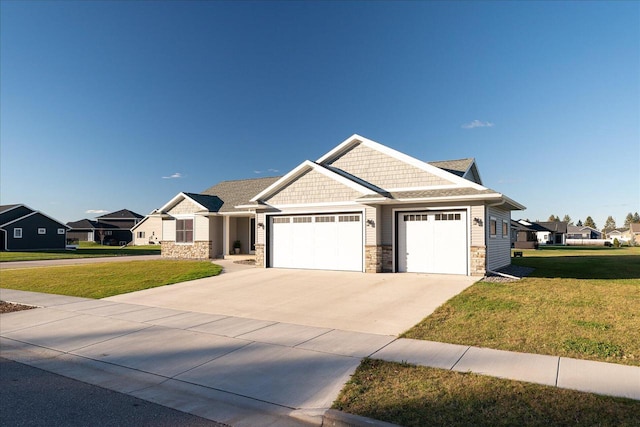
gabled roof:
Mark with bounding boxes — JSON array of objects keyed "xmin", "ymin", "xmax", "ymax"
[
  {"xmin": 182, "ymin": 193, "xmax": 224, "ymax": 212},
  {"xmin": 97, "ymin": 209, "xmax": 144, "ymax": 220},
  {"xmin": 251, "ymin": 161, "xmax": 377, "ymax": 203},
  {"xmin": 316, "ymin": 134, "xmax": 486, "ymax": 191},
  {"xmin": 66, "ymin": 219, "xmax": 120, "ymax": 230},
  {"xmin": 567, "ymin": 225, "xmax": 601, "ymax": 234},
  {"xmin": 536, "ymin": 221, "xmax": 568, "ymax": 233},
  {"xmin": 0, "ymin": 204, "xmax": 69, "ymax": 230}
]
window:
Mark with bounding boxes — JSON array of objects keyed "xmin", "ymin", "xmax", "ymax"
[
  {"xmin": 14, "ymin": 228, "xmax": 22, "ymax": 238},
  {"xmin": 404, "ymin": 214, "xmax": 428, "ymax": 221},
  {"xmin": 293, "ymin": 216, "xmax": 312, "ymax": 223},
  {"xmin": 137, "ymin": 231, "xmax": 145, "ymax": 238},
  {"xmin": 176, "ymin": 219, "xmax": 193, "ymax": 243},
  {"xmin": 315, "ymin": 216, "xmax": 335, "ymax": 223},
  {"xmin": 502, "ymin": 220, "xmax": 509, "ymax": 238},
  {"xmin": 339, "ymin": 215, "xmax": 360, "ymax": 222},
  {"xmin": 435, "ymin": 213, "xmax": 461, "ymax": 221},
  {"xmin": 105, "ymin": 230, "xmax": 112, "ymax": 236},
  {"xmin": 490, "ymin": 217, "xmax": 497, "ymax": 237},
  {"xmin": 58, "ymin": 228, "xmax": 65, "ymax": 234},
  {"xmin": 272, "ymin": 217, "xmax": 290, "ymax": 224},
  {"xmin": 38, "ymin": 228, "xmax": 46, "ymax": 234}
]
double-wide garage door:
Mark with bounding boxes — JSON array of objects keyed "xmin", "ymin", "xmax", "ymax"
[
  {"xmin": 397, "ymin": 211, "xmax": 468, "ymax": 275},
  {"xmin": 269, "ymin": 213, "xmax": 363, "ymax": 271}
]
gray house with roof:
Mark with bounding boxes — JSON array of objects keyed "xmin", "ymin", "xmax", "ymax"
[
  {"xmin": 158, "ymin": 134, "xmax": 525, "ymax": 276},
  {"xmin": 0, "ymin": 204, "xmax": 69, "ymax": 251},
  {"xmin": 67, "ymin": 209, "xmax": 144, "ymax": 245}
]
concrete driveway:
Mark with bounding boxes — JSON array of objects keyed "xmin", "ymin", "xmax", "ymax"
[{"xmin": 106, "ymin": 264, "xmax": 477, "ymax": 336}]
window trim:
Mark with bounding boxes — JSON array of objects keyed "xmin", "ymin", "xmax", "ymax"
[
  {"xmin": 38, "ymin": 228, "xmax": 46, "ymax": 235},
  {"xmin": 14, "ymin": 228, "xmax": 23, "ymax": 238},
  {"xmin": 58, "ymin": 228, "xmax": 66, "ymax": 235},
  {"xmin": 502, "ymin": 220, "xmax": 509, "ymax": 238},
  {"xmin": 176, "ymin": 218, "xmax": 194, "ymax": 244},
  {"xmin": 489, "ymin": 217, "xmax": 497, "ymax": 238}
]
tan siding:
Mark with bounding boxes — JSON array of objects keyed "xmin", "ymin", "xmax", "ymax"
[
  {"xmin": 194, "ymin": 215, "xmax": 209, "ymax": 241},
  {"xmin": 162, "ymin": 219, "xmax": 176, "ymax": 241},
  {"xmin": 328, "ymin": 143, "xmax": 454, "ymax": 189},
  {"xmin": 132, "ymin": 217, "xmax": 162, "ymax": 245},
  {"xmin": 364, "ymin": 206, "xmax": 377, "ymax": 245},
  {"xmin": 168, "ymin": 198, "xmax": 199, "ymax": 215},
  {"xmin": 381, "ymin": 205, "xmax": 394, "ymax": 245},
  {"xmin": 266, "ymin": 169, "xmax": 362, "ymax": 205},
  {"xmin": 470, "ymin": 205, "xmax": 485, "ymax": 246},
  {"xmin": 256, "ymin": 212, "xmax": 266, "ymax": 245},
  {"xmin": 486, "ymin": 206, "xmax": 511, "ymax": 270}
]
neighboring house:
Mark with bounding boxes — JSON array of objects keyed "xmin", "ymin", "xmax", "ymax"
[
  {"xmin": 0, "ymin": 204, "xmax": 69, "ymax": 251},
  {"xmin": 531, "ymin": 221, "xmax": 568, "ymax": 245},
  {"xmin": 255, "ymin": 134, "xmax": 525, "ymax": 275},
  {"xmin": 567, "ymin": 225, "xmax": 602, "ymax": 240},
  {"xmin": 511, "ymin": 219, "xmax": 538, "ymax": 249},
  {"xmin": 130, "ymin": 210, "xmax": 163, "ymax": 245},
  {"xmin": 67, "ymin": 209, "xmax": 144, "ymax": 245},
  {"xmin": 630, "ymin": 223, "xmax": 640, "ymax": 244},
  {"xmin": 606, "ymin": 228, "xmax": 630, "ymax": 243}
]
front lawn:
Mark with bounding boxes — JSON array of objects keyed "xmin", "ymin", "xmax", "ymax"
[
  {"xmin": 0, "ymin": 243, "xmax": 160, "ymax": 262},
  {"xmin": 402, "ymin": 246, "xmax": 640, "ymax": 366},
  {"xmin": 0, "ymin": 260, "xmax": 221, "ymax": 298},
  {"xmin": 333, "ymin": 359, "xmax": 640, "ymax": 427}
]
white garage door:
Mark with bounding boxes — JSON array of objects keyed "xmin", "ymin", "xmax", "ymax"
[
  {"xmin": 397, "ymin": 211, "xmax": 467, "ymax": 275},
  {"xmin": 269, "ymin": 213, "xmax": 363, "ymax": 271}
]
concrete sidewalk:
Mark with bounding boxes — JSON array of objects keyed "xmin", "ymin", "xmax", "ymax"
[{"xmin": 1, "ymin": 288, "xmax": 639, "ymax": 427}]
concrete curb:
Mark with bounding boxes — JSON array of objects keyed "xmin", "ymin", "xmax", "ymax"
[{"xmin": 322, "ymin": 409, "xmax": 400, "ymax": 427}]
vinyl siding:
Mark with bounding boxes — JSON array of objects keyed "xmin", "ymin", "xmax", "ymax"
[
  {"xmin": 3, "ymin": 213, "xmax": 66, "ymax": 250},
  {"xmin": 266, "ymin": 169, "xmax": 362, "ymax": 205},
  {"xmin": 486, "ymin": 206, "xmax": 511, "ymax": 271},
  {"xmin": 210, "ymin": 216, "xmax": 224, "ymax": 257},
  {"xmin": 470, "ymin": 204, "xmax": 485, "ymax": 246},
  {"xmin": 132, "ymin": 217, "xmax": 162, "ymax": 245},
  {"xmin": 194, "ymin": 215, "xmax": 209, "ymax": 241},
  {"xmin": 162, "ymin": 219, "xmax": 176, "ymax": 241},
  {"xmin": 327, "ymin": 143, "xmax": 454, "ymax": 189}
]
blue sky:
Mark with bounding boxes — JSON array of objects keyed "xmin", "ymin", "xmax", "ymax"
[{"xmin": 1, "ymin": 1, "xmax": 638, "ymax": 228}]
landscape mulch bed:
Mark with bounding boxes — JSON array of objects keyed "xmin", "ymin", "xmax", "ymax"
[{"xmin": 0, "ymin": 301, "xmax": 36, "ymax": 314}]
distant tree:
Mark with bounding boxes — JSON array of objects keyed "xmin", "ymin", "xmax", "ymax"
[
  {"xmin": 634, "ymin": 212, "xmax": 640, "ymax": 223},
  {"xmin": 576, "ymin": 219, "xmax": 583, "ymax": 227},
  {"xmin": 603, "ymin": 216, "xmax": 617, "ymax": 232},
  {"xmin": 562, "ymin": 214, "xmax": 573, "ymax": 225},
  {"xmin": 548, "ymin": 214, "xmax": 560, "ymax": 222},
  {"xmin": 584, "ymin": 216, "xmax": 596, "ymax": 229},
  {"xmin": 625, "ymin": 213, "xmax": 634, "ymax": 227}
]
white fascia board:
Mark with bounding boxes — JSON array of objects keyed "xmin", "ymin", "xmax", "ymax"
[
  {"xmin": 317, "ymin": 134, "xmax": 486, "ymax": 191},
  {"xmin": 251, "ymin": 160, "xmax": 376, "ymax": 202},
  {"xmin": 130, "ymin": 216, "xmax": 148, "ymax": 231},
  {"xmin": 218, "ymin": 211, "xmax": 256, "ymax": 217},
  {"xmin": 259, "ymin": 201, "xmax": 362, "ymax": 209},
  {"xmin": 158, "ymin": 192, "xmax": 209, "ymax": 213},
  {"xmin": 386, "ymin": 184, "xmax": 461, "ymax": 192}
]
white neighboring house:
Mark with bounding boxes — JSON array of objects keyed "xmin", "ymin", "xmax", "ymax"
[
  {"xmin": 130, "ymin": 210, "xmax": 163, "ymax": 245},
  {"xmin": 606, "ymin": 228, "xmax": 630, "ymax": 244}
]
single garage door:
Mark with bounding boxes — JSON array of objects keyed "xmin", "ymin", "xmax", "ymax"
[
  {"xmin": 397, "ymin": 211, "xmax": 467, "ymax": 275},
  {"xmin": 269, "ymin": 213, "xmax": 363, "ymax": 271}
]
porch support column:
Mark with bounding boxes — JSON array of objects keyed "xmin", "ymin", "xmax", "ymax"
[{"xmin": 223, "ymin": 216, "xmax": 230, "ymax": 257}]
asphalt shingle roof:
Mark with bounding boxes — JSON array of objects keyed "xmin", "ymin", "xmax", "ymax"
[
  {"xmin": 201, "ymin": 176, "xmax": 282, "ymax": 212},
  {"xmin": 97, "ymin": 209, "xmax": 144, "ymax": 220},
  {"xmin": 428, "ymin": 158, "xmax": 474, "ymax": 177},
  {"xmin": 182, "ymin": 193, "xmax": 224, "ymax": 212},
  {"xmin": 357, "ymin": 187, "xmax": 496, "ymax": 201}
]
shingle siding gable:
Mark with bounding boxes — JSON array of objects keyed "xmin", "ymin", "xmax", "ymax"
[
  {"xmin": 326, "ymin": 143, "xmax": 454, "ymax": 189},
  {"xmin": 265, "ymin": 169, "xmax": 362, "ymax": 205}
]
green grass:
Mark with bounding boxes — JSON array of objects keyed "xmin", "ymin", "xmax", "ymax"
[
  {"xmin": 403, "ymin": 246, "xmax": 640, "ymax": 365},
  {"xmin": 0, "ymin": 260, "xmax": 221, "ymax": 298},
  {"xmin": 0, "ymin": 243, "xmax": 160, "ymax": 262},
  {"xmin": 333, "ymin": 359, "xmax": 640, "ymax": 427}
]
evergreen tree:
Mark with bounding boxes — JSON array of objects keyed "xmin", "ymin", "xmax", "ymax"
[
  {"xmin": 548, "ymin": 214, "xmax": 557, "ymax": 222},
  {"xmin": 625, "ymin": 213, "xmax": 634, "ymax": 227},
  {"xmin": 576, "ymin": 219, "xmax": 583, "ymax": 227},
  {"xmin": 634, "ymin": 212, "xmax": 640, "ymax": 223},
  {"xmin": 584, "ymin": 216, "xmax": 596, "ymax": 229},
  {"xmin": 603, "ymin": 216, "xmax": 616, "ymax": 231},
  {"xmin": 562, "ymin": 214, "xmax": 573, "ymax": 225}
]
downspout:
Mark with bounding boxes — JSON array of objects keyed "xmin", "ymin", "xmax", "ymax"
[{"xmin": 486, "ymin": 269, "xmax": 520, "ymax": 280}]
